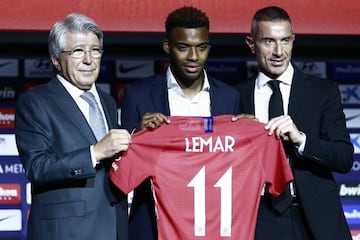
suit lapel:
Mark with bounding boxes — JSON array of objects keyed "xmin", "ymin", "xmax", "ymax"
[
  {"xmin": 150, "ymin": 75, "xmax": 171, "ymax": 115},
  {"xmin": 238, "ymin": 79, "xmax": 256, "ymax": 114},
  {"xmin": 98, "ymin": 89, "xmax": 117, "ymax": 129},
  {"xmin": 47, "ymin": 78, "xmax": 97, "ymax": 143},
  {"xmin": 288, "ymin": 68, "xmax": 309, "ymax": 121}
]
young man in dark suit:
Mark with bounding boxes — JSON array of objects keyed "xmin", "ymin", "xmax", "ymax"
[
  {"xmin": 120, "ymin": 6, "xmax": 241, "ymax": 240},
  {"xmin": 236, "ymin": 6, "xmax": 353, "ymax": 240},
  {"xmin": 15, "ymin": 13, "xmax": 131, "ymax": 240}
]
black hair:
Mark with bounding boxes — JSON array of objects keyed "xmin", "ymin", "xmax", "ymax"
[{"xmin": 165, "ymin": 6, "xmax": 209, "ymax": 39}]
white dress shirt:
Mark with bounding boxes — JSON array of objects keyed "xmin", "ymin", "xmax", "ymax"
[{"xmin": 167, "ymin": 67, "xmax": 211, "ymax": 117}]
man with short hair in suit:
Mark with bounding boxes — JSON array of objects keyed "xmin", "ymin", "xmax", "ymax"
[
  {"xmin": 236, "ymin": 6, "xmax": 353, "ymax": 240},
  {"xmin": 120, "ymin": 6, "xmax": 241, "ymax": 240},
  {"xmin": 15, "ymin": 13, "xmax": 131, "ymax": 240}
]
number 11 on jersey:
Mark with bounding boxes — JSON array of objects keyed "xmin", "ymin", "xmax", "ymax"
[{"xmin": 187, "ymin": 166, "xmax": 233, "ymax": 237}]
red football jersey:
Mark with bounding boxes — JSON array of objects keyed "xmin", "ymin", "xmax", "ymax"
[{"xmin": 110, "ymin": 115, "xmax": 293, "ymax": 239}]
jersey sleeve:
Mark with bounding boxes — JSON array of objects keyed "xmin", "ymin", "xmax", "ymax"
[{"xmin": 109, "ymin": 130, "xmax": 162, "ymax": 194}]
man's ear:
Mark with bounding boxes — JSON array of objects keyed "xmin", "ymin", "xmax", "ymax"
[
  {"xmin": 51, "ymin": 55, "xmax": 61, "ymax": 71},
  {"xmin": 163, "ymin": 39, "xmax": 170, "ymax": 54},
  {"xmin": 245, "ymin": 36, "xmax": 255, "ymax": 54}
]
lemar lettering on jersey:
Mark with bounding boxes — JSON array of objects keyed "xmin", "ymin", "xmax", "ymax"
[{"xmin": 185, "ymin": 136, "xmax": 235, "ymax": 152}]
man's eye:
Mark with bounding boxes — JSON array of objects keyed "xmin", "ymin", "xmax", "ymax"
[
  {"xmin": 198, "ymin": 45, "xmax": 209, "ymax": 51},
  {"xmin": 73, "ymin": 48, "xmax": 84, "ymax": 53},
  {"xmin": 178, "ymin": 46, "xmax": 189, "ymax": 51}
]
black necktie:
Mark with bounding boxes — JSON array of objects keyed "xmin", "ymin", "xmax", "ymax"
[
  {"xmin": 268, "ymin": 80, "xmax": 284, "ymax": 119},
  {"xmin": 267, "ymin": 80, "xmax": 293, "ymax": 213}
]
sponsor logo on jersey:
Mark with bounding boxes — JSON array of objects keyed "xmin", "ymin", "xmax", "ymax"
[
  {"xmin": 0, "ymin": 134, "xmax": 18, "ymax": 156},
  {"xmin": 343, "ymin": 109, "xmax": 360, "ymax": 128},
  {"xmin": 328, "ymin": 62, "xmax": 360, "ymax": 80},
  {"xmin": 116, "ymin": 60, "xmax": 154, "ymax": 78},
  {"xmin": 0, "ymin": 84, "xmax": 16, "ymax": 101},
  {"xmin": 0, "ymin": 59, "xmax": 19, "ymax": 77},
  {"xmin": 0, "ymin": 184, "xmax": 21, "ymax": 204},
  {"xmin": 0, "ymin": 209, "xmax": 22, "ymax": 231},
  {"xmin": 294, "ymin": 61, "xmax": 326, "ymax": 78},
  {"xmin": 0, "ymin": 108, "xmax": 15, "ymax": 129},
  {"xmin": 343, "ymin": 204, "xmax": 360, "ymax": 225},
  {"xmin": 24, "ymin": 58, "xmax": 54, "ymax": 78},
  {"xmin": 339, "ymin": 85, "xmax": 360, "ymax": 104}
]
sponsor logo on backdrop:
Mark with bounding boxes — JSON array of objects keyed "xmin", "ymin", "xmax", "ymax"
[
  {"xmin": 334, "ymin": 158, "xmax": 360, "ymax": 182},
  {"xmin": 0, "ymin": 163, "xmax": 25, "ymax": 175},
  {"xmin": 343, "ymin": 205, "xmax": 360, "ymax": 225},
  {"xmin": 339, "ymin": 85, "xmax": 360, "ymax": 104},
  {"xmin": 352, "ymin": 230, "xmax": 360, "ymax": 240},
  {"xmin": 0, "ymin": 157, "xmax": 25, "ymax": 175},
  {"xmin": 0, "ymin": 84, "xmax": 16, "ymax": 101},
  {"xmin": 344, "ymin": 109, "xmax": 360, "ymax": 128},
  {"xmin": 24, "ymin": 58, "xmax": 53, "ymax": 78},
  {"xmin": 116, "ymin": 60, "xmax": 154, "ymax": 78},
  {"xmin": 353, "ymin": 160, "xmax": 360, "ymax": 172},
  {"xmin": 351, "ymin": 134, "xmax": 360, "ymax": 154},
  {"xmin": 0, "ymin": 184, "xmax": 21, "ymax": 204},
  {"xmin": 0, "ymin": 108, "xmax": 15, "ymax": 129},
  {"xmin": 0, "ymin": 209, "xmax": 22, "ymax": 231},
  {"xmin": 328, "ymin": 62, "xmax": 360, "ymax": 80},
  {"xmin": 294, "ymin": 61, "xmax": 326, "ymax": 78},
  {"xmin": 0, "ymin": 134, "xmax": 18, "ymax": 156},
  {"xmin": 0, "ymin": 59, "xmax": 19, "ymax": 77},
  {"xmin": 26, "ymin": 183, "xmax": 31, "ymax": 205},
  {"xmin": 339, "ymin": 183, "xmax": 360, "ymax": 197}
]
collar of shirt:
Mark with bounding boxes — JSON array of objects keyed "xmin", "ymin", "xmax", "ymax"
[
  {"xmin": 254, "ymin": 64, "xmax": 294, "ymax": 123},
  {"xmin": 56, "ymin": 74, "xmax": 107, "ymax": 128},
  {"xmin": 166, "ymin": 67, "xmax": 211, "ymax": 116},
  {"xmin": 166, "ymin": 67, "xmax": 210, "ymax": 95},
  {"xmin": 56, "ymin": 74, "xmax": 101, "ymax": 102},
  {"xmin": 256, "ymin": 64, "xmax": 294, "ymax": 89}
]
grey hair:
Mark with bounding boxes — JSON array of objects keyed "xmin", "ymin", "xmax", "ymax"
[{"xmin": 48, "ymin": 13, "xmax": 103, "ymax": 59}]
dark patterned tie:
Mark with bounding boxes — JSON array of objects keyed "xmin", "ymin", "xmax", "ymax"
[
  {"xmin": 268, "ymin": 80, "xmax": 293, "ymax": 213},
  {"xmin": 81, "ymin": 91, "xmax": 107, "ymax": 141}
]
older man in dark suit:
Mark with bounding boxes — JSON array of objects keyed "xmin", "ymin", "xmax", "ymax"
[{"xmin": 15, "ymin": 13, "xmax": 131, "ymax": 240}]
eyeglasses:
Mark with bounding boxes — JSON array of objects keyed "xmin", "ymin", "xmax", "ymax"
[{"xmin": 61, "ymin": 47, "xmax": 104, "ymax": 59}]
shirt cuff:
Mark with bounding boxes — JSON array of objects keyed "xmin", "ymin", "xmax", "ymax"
[
  {"xmin": 90, "ymin": 145, "xmax": 99, "ymax": 167},
  {"xmin": 296, "ymin": 132, "xmax": 306, "ymax": 155}
]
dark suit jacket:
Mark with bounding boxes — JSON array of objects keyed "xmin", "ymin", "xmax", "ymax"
[
  {"xmin": 15, "ymin": 78, "xmax": 128, "ymax": 240},
  {"xmin": 120, "ymin": 73, "xmax": 241, "ymax": 240},
  {"xmin": 238, "ymin": 66, "xmax": 353, "ymax": 240}
]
